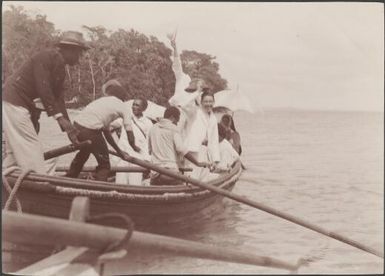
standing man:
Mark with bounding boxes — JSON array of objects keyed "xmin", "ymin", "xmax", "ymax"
[
  {"xmin": 130, "ymin": 98, "xmax": 153, "ymax": 159},
  {"xmin": 2, "ymin": 31, "xmax": 89, "ymax": 174},
  {"xmin": 113, "ymin": 98, "xmax": 153, "ymax": 185}
]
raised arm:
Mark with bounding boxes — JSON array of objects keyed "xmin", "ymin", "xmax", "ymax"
[{"xmin": 167, "ymin": 33, "xmax": 183, "ymax": 82}]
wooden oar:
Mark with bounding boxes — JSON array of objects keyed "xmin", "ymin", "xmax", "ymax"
[
  {"xmin": 44, "ymin": 140, "xmax": 92, "ymax": 160},
  {"xmin": 3, "ymin": 211, "xmax": 300, "ymax": 272},
  {"xmin": 55, "ymin": 165, "xmax": 192, "ymax": 173},
  {"xmin": 109, "ymin": 151, "xmax": 384, "ymax": 259},
  {"xmin": 56, "ymin": 165, "xmax": 149, "ymax": 173}
]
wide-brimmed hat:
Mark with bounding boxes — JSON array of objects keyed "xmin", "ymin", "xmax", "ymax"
[
  {"xmin": 57, "ymin": 31, "xmax": 90, "ymax": 50},
  {"xmin": 185, "ymin": 78, "xmax": 210, "ymax": 93}
]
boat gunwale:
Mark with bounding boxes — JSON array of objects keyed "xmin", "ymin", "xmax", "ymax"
[
  {"xmin": 52, "ymin": 170, "xmax": 240, "ymax": 202},
  {"xmin": 5, "ymin": 161, "xmax": 242, "ymax": 196}
]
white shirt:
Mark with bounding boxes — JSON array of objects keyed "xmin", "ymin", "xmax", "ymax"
[
  {"xmin": 131, "ymin": 114, "xmax": 153, "ymax": 159},
  {"xmin": 75, "ymin": 96, "xmax": 132, "ymax": 131},
  {"xmin": 148, "ymin": 118, "xmax": 187, "ymax": 169},
  {"xmin": 217, "ymin": 139, "xmax": 240, "ymax": 170},
  {"xmin": 184, "ymin": 106, "xmax": 220, "ymax": 162}
]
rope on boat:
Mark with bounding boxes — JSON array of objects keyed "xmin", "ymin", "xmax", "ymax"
[
  {"xmin": 87, "ymin": 213, "xmax": 134, "ymax": 252},
  {"xmin": 2, "ymin": 167, "xmax": 32, "ymax": 212},
  {"xmin": 2, "ymin": 166, "xmax": 32, "ymax": 213},
  {"xmin": 86, "ymin": 213, "xmax": 134, "ymax": 276},
  {"xmin": 2, "ymin": 167, "xmax": 22, "ymax": 212},
  {"xmin": 53, "ymin": 170, "xmax": 241, "ymax": 201}
]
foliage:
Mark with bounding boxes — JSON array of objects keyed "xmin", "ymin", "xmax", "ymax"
[
  {"xmin": 180, "ymin": 50, "xmax": 227, "ymax": 93},
  {"xmin": 2, "ymin": 5, "xmax": 228, "ymax": 107},
  {"xmin": 2, "ymin": 5, "xmax": 58, "ymax": 83}
]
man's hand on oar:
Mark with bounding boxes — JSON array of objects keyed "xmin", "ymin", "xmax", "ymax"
[{"xmin": 57, "ymin": 117, "xmax": 80, "ymax": 145}]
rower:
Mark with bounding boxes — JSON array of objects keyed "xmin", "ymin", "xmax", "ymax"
[
  {"xmin": 148, "ymin": 107, "xmax": 209, "ymax": 186},
  {"xmin": 66, "ymin": 80, "xmax": 139, "ymax": 181}
]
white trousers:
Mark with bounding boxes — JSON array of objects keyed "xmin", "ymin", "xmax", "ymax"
[
  {"xmin": 2, "ymin": 102, "xmax": 56, "ymax": 175},
  {"xmin": 112, "ymin": 129, "xmax": 149, "ymax": 186}
]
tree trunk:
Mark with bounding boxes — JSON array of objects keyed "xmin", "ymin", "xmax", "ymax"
[
  {"xmin": 88, "ymin": 58, "xmax": 96, "ymax": 100},
  {"xmin": 77, "ymin": 66, "xmax": 81, "ymax": 93}
]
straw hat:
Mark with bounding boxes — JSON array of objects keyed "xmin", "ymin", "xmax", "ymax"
[{"xmin": 57, "ymin": 31, "xmax": 90, "ymax": 50}]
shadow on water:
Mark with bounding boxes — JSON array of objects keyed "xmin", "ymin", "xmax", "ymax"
[{"xmin": 140, "ymin": 198, "xmax": 246, "ymax": 244}]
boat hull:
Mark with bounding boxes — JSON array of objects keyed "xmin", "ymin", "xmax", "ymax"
[{"xmin": 3, "ymin": 162, "xmax": 242, "ymax": 234}]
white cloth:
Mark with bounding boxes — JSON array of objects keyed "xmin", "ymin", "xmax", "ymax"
[
  {"xmin": 74, "ymin": 96, "xmax": 132, "ymax": 131},
  {"xmin": 2, "ymin": 101, "xmax": 57, "ymax": 175},
  {"xmin": 184, "ymin": 107, "xmax": 220, "ymax": 162},
  {"xmin": 131, "ymin": 115, "xmax": 153, "ymax": 159},
  {"xmin": 178, "ymin": 103, "xmax": 220, "ymax": 181},
  {"xmin": 168, "ymin": 53, "xmax": 197, "ymax": 107},
  {"xmin": 167, "ymin": 51, "xmax": 220, "ymax": 180},
  {"xmin": 112, "ymin": 115, "xmax": 153, "ymax": 185},
  {"xmin": 217, "ymin": 139, "xmax": 240, "ymax": 170},
  {"xmin": 203, "ymin": 139, "xmax": 240, "ymax": 181},
  {"xmin": 187, "ymin": 146, "xmax": 211, "ymax": 181}
]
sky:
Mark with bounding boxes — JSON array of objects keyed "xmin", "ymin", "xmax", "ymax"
[{"xmin": 3, "ymin": 2, "xmax": 384, "ymax": 112}]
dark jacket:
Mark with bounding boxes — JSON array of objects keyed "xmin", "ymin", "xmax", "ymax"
[{"xmin": 2, "ymin": 49, "xmax": 70, "ymax": 129}]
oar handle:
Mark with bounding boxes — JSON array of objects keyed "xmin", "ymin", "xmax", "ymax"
[
  {"xmin": 44, "ymin": 140, "xmax": 92, "ymax": 160},
  {"xmin": 55, "ymin": 165, "xmax": 193, "ymax": 173},
  {"xmin": 3, "ymin": 211, "xmax": 298, "ymax": 271},
  {"xmin": 108, "ymin": 150, "xmax": 192, "ymax": 173},
  {"xmin": 109, "ymin": 150, "xmax": 384, "ymax": 259}
]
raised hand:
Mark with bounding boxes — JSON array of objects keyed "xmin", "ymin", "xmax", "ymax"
[{"xmin": 167, "ymin": 30, "xmax": 177, "ymax": 50}]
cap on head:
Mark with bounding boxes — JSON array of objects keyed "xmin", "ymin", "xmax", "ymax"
[
  {"xmin": 102, "ymin": 79, "xmax": 122, "ymax": 95},
  {"xmin": 102, "ymin": 79, "xmax": 128, "ymax": 101},
  {"xmin": 57, "ymin": 31, "xmax": 90, "ymax": 50}
]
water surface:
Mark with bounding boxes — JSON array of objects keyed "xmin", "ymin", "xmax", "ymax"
[{"xmin": 37, "ymin": 109, "xmax": 383, "ymax": 274}]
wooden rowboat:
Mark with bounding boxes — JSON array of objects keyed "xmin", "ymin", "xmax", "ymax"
[{"xmin": 2, "ymin": 161, "xmax": 243, "ymax": 234}]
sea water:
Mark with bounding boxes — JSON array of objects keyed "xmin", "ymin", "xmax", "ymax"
[{"xmin": 35, "ymin": 109, "xmax": 383, "ymax": 274}]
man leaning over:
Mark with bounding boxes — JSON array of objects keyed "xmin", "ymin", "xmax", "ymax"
[{"xmin": 2, "ymin": 31, "xmax": 89, "ymax": 174}]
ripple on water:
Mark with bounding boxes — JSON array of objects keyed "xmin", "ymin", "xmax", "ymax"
[{"xmin": 32, "ymin": 110, "xmax": 384, "ymax": 274}]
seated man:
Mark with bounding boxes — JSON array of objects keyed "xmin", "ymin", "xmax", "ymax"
[
  {"xmin": 66, "ymin": 80, "xmax": 139, "ymax": 181},
  {"xmin": 148, "ymin": 106, "xmax": 209, "ymax": 186}
]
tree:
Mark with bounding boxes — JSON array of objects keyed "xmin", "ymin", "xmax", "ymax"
[
  {"xmin": 2, "ymin": 5, "xmax": 228, "ymax": 108},
  {"xmin": 180, "ymin": 50, "xmax": 227, "ymax": 93},
  {"xmin": 2, "ymin": 5, "xmax": 58, "ymax": 83}
]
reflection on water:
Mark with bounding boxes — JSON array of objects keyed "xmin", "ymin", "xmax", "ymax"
[{"xmin": 34, "ymin": 110, "xmax": 384, "ymax": 274}]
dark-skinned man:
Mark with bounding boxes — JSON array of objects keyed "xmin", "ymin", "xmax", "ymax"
[{"xmin": 2, "ymin": 31, "xmax": 89, "ymax": 174}]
